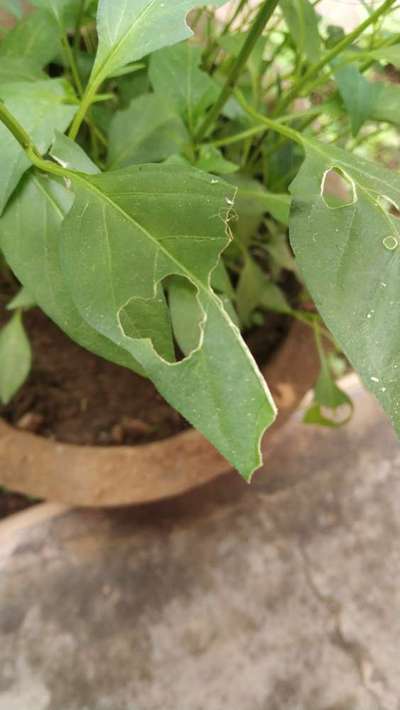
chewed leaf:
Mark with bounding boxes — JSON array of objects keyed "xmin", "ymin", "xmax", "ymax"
[
  {"xmin": 91, "ymin": 0, "xmax": 229, "ymax": 87},
  {"xmin": 59, "ymin": 164, "xmax": 276, "ymax": 479},
  {"xmin": 289, "ymin": 138, "xmax": 400, "ymax": 436},
  {"xmin": 0, "ymin": 172, "xmax": 144, "ymax": 375}
]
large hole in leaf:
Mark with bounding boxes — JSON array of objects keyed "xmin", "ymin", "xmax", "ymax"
[
  {"xmin": 321, "ymin": 167, "xmax": 356, "ymax": 209},
  {"xmin": 119, "ymin": 277, "xmax": 204, "ymax": 364},
  {"xmin": 165, "ymin": 276, "xmax": 204, "ymax": 362}
]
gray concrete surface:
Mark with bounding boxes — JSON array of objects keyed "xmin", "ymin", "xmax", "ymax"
[{"xmin": 0, "ymin": 377, "xmax": 400, "ymax": 710}]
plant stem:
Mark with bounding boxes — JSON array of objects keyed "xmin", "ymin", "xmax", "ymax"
[
  {"xmin": 0, "ymin": 102, "xmax": 32, "ymax": 150},
  {"xmin": 68, "ymin": 79, "xmax": 99, "ymax": 140},
  {"xmin": 73, "ymin": 0, "xmax": 86, "ymax": 60},
  {"xmin": 0, "ymin": 103, "xmax": 74, "ymax": 180},
  {"xmin": 235, "ymin": 91, "xmax": 304, "ymax": 147},
  {"xmin": 275, "ymin": 0, "xmax": 397, "ymax": 114},
  {"xmin": 195, "ymin": 0, "xmax": 280, "ymax": 143},
  {"xmin": 62, "ymin": 32, "xmax": 83, "ymax": 96}
]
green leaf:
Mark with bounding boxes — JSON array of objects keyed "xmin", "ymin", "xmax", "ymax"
[
  {"xmin": 368, "ymin": 82, "xmax": 400, "ymax": 128},
  {"xmin": 195, "ymin": 145, "xmax": 238, "ymax": 175},
  {"xmin": 334, "ymin": 65, "xmax": 376, "ymax": 136},
  {"xmin": 149, "ymin": 42, "xmax": 219, "ymax": 132},
  {"xmin": 90, "ymin": 0, "xmax": 229, "ymax": 89},
  {"xmin": 289, "ymin": 138, "xmax": 400, "ymax": 437},
  {"xmin": 0, "ymin": 310, "xmax": 31, "ymax": 404},
  {"xmin": 237, "ymin": 256, "xmax": 291, "ymax": 327},
  {"xmin": 280, "ymin": 0, "xmax": 321, "ymax": 63},
  {"xmin": 108, "ymin": 94, "xmax": 189, "ymax": 169},
  {"xmin": 363, "ymin": 45, "xmax": 400, "ymax": 68},
  {"xmin": 0, "ymin": 172, "xmax": 144, "ymax": 375},
  {"xmin": 211, "ymin": 259, "xmax": 235, "ymax": 299},
  {"xmin": 304, "ymin": 359, "xmax": 353, "ymax": 428},
  {"xmin": 31, "ymin": 0, "xmax": 81, "ymax": 27},
  {"xmin": 0, "ymin": 58, "xmax": 45, "ymax": 84},
  {"xmin": 0, "ymin": 79, "xmax": 77, "ymax": 214},
  {"xmin": 167, "ymin": 276, "xmax": 203, "ymax": 356},
  {"xmin": 0, "ymin": 9, "xmax": 60, "ymax": 68},
  {"xmin": 59, "ymin": 164, "xmax": 276, "ymax": 479},
  {"xmin": 50, "ymin": 131, "xmax": 100, "ymax": 174},
  {"xmin": 7, "ymin": 287, "xmax": 36, "ymax": 310}
]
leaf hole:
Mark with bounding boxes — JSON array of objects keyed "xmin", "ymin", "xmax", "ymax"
[
  {"xmin": 164, "ymin": 276, "xmax": 204, "ymax": 362},
  {"xmin": 321, "ymin": 167, "xmax": 357, "ymax": 209},
  {"xmin": 377, "ymin": 195, "xmax": 400, "ymax": 220}
]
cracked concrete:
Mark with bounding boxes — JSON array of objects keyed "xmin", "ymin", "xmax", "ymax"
[{"xmin": 0, "ymin": 376, "xmax": 399, "ymax": 710}]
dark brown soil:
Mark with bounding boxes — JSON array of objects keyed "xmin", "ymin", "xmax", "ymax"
[
  {"xmin": 1, "ymin": 306, "xmax": 288, "ymax": 448},
  {"xmin": 0, "ymin": 489, "xmax": 35, "ymax": 520}
]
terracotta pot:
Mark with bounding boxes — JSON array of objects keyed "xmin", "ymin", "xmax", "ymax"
[{"xmin": 0, "ymin": 322, "xmax": 319, "ymax": 507}]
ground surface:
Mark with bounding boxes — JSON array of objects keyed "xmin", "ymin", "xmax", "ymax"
[{"xmin": 0, "ymin": 377, "xmax": 399, "ymax": 710}]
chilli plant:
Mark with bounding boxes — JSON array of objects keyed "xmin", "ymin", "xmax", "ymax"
[{"xmin": 0, "ymin": 0, "xmax": 399, "ymax": 480}]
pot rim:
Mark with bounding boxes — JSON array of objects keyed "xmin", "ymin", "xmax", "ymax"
[{"xmin": 0, "ymin": 321, "xmax": 318, "ymax": 506}]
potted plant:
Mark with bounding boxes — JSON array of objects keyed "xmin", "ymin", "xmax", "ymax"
[{"xmin": 0, "ymin": 0, "xmax": 398, "ymax": 506}]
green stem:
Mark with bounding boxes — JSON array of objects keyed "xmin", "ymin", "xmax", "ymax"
[
  {"xmin": 235, "ymin": 90, "xmax": 303, "ymax": 147},
  {"xmin": 275, "ymin": 0, "xmax": 396, "ymax": 114},
  {"xmin": 62, "ymin": 32, "xmax": 83, "ymax": 97},
  {"xmin": 0, "ymin": 102, "xmax": 32, "ymax": 150},
  {"xmin": 0, "ymin": 102, "xmax": 75, "ymax": 180},
  {"xmin": 68, "ymin": 79, "xmax": 99, "ymax": 140},
  {"xmin": 73, "ymin": 0, "xmax": 86, "ymax": 60},
  {"xmin": 195, "ymin": 0, "xmax": 280, "ymax": 144}
]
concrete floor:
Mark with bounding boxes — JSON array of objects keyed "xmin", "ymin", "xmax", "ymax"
[{"xmin": 0, "ymin": 377, "xmax": 399, "ymax": 710}]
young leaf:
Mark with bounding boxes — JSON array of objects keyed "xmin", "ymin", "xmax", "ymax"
[
  {"xmin": 50, "ymin": 131, "xmax": 100, "ymax": 173},
  {"xmin": 0, "ymin": 9, "xmax": 60, "ymax": 69},
  {"xmin": 108, "ymin": 94, "xmax": 188, "ymax": 169},
  {"xmin": 149, "ymin": 43, "xmax": 219, "ymax": 132},
  {"xmin": 368, "ymin": 82, "xmax": 400, "ymax": 128},
  {"xmin": 363, "ymin": 45, "xmax": 400, "ymax": 68},
  {"xmin": 334, "ymin": 65, "xmax": 376, "ymax": 136},
  {"xmin": 195, "ymin": 145, "xmax": 238, "ymax": 175},
  {"xmin": 167, "ymin": 276, "xmax": 203, "ymax": 356},
  {"xmin": 91, "ymin": 0, "xmax": 229, "ymax": 89},
  {"xmin": 59, "ymin": 164, "xmax": 276, "ymax": 479},
  {"xmin": 7, "ymin": 287, "xmax": 36, "ymax": 310},
  {"xmin": 0, "ymin": 79, "xmax": 77, "ymax": 214},
  {"xmin": 0, "ymin": 172, "xmax": 144, "ymax": 375},
  {"xmin": 0, "ymin": 310, "xmax": 31, "ymax": 405},
  {"xmin": 237, "ymin": 256, "xmax": 291, "ymax": 327},
  {"xmin": 280, "ymin": 0, "xmax": 321, "ymax": 63},
  {"xmin": 289, "ymin": 138, "xmax": 400, "ymax": 437},
  {"xmin": 31, "ymin": 0, "xmax": 81, "ymax": 28},
  {"xmin": 304, "ymin": 328, "xmax": 353, "ymax": 427}
]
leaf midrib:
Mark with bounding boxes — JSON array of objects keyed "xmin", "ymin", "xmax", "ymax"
[
  {"xmin": 93, "ymin": 0, "xmax": 160, "ymax": 84},
  {"xmin": 71, "ymin": 172, "xmax": 228, "ymax": 301}
]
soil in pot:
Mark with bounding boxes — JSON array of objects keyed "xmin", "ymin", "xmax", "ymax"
[
  {"xmin": 0, "ymin": 304, "xmax": 290, "ymax": 449},
  {"xmin": 0, "ymin": 488, "xmax": 35, "ymax": 520}
]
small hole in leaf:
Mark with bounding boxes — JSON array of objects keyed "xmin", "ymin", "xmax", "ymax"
[
  {"xmin": 382, "ymin": 235, "xmax": 399, "ymax": 251},
  {"xmin": 321, "ymin": 167, "xmax": 356, "ymax": 209},
  {"xmin": 377, "ymin": 195, "xmax": 400, "ymax": 220}
]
